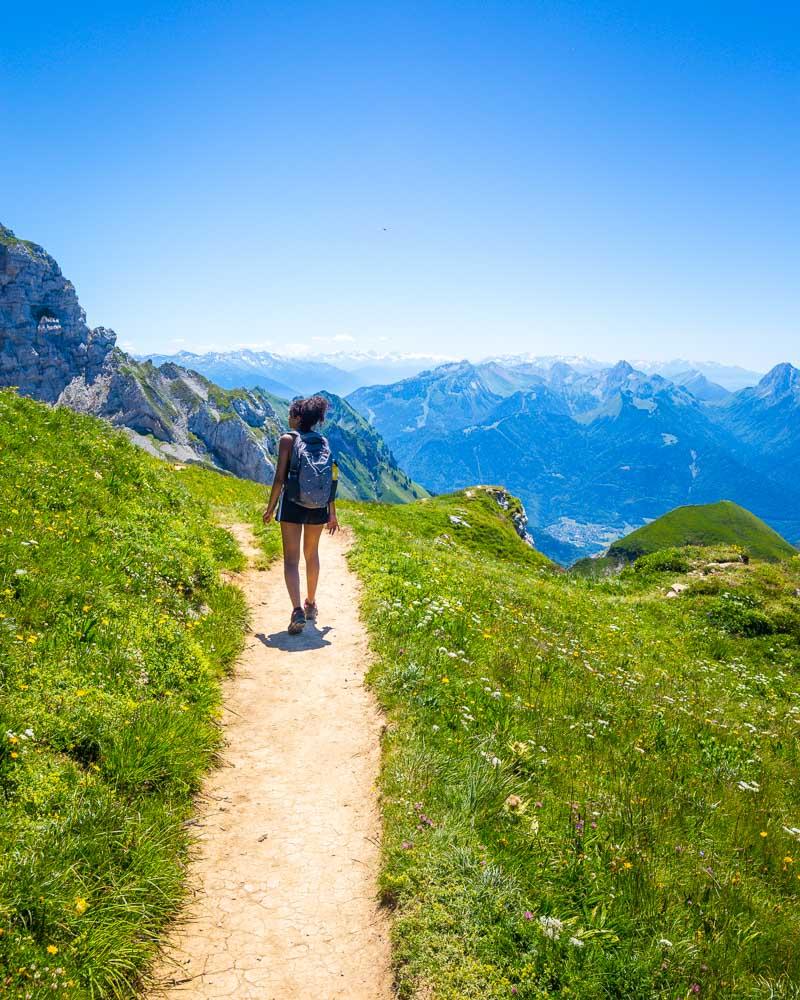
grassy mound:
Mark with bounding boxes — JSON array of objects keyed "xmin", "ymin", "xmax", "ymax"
[
  {"xmin": 608, "ymin": 500, "xmax": 796, "ymax": 563},
  {"xmin": 0, "ymin": 391, "xmax": 273, "ymax": 997},
  {"xmin": 346, "ymin": 491, "xmax": 800, "ymax": 998}
]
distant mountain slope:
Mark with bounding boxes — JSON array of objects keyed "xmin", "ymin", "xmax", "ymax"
[
  {"xmin": 607, "ymin": 500, "xmax": 797, "ymax": 562},
  {"xmin": 348, "ymin": 361, "xmax": 508, "ymax": 446},
  {"xmin": 319, "ymin": 392, "xmax": 428, "ymax": 503},
  {"xmin": 669, "ymin": 369, "xmax": 731, "ymax": 403},
  {"xmin": 715, "ymin": 363, "xmax": 800, "ymax": 488}
]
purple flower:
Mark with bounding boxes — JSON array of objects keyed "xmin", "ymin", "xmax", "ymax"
[
  {"xmin": 523, "ymin": 910, "xmax": 534, "ymax": 920},
  {"xmin": 690, "ymin": 984, "xmax": 701, "ymax": 994}
]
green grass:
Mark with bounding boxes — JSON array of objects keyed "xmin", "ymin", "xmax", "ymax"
[
  {"xmin": 344, "ymin": 490, "xmax": 800, "ymax": 999},
  {"xmin": 0, "ymin": 391, "xmax": 278, "ymax": 998},
  {"xmin": 608, "ymin": 501, "xmax": 797, "ymax": 564}
]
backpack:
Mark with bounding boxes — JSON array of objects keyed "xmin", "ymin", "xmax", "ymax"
[{"xmin": 284, "ymin": 430, "xmax": 334, "ymax": 509}]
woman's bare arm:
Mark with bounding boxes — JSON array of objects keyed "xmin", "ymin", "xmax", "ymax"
[
  {"xmin": 327, "ymin": 500, "xmax": 338, "ymax": 534},
  {"xmin": 263, "ymin": 434, "xmax": 294, "ymax": 523}
]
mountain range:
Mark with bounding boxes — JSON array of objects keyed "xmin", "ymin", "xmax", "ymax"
[
  {"xmin": 139, "ymin": 349, "xmax": 453, "ymax": 398},
  {"xmin": 142, "ymin": 348, "xmax": 766, "ymax": 399},
  {"xmin": 347, "ymin": 358, "xmax": 800, "ymax": 562},
  {"xmin": 0, "ymin": 224, "xmax": 420, "ymax": 503}
]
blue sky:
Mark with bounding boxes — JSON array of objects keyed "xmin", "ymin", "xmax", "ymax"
[{"xmin": 2, "ymin": 1, "xmax": 798, "ymax": 367}]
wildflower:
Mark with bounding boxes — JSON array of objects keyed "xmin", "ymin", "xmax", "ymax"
[
  {"xmin": 74, "ymin": 897, "xmax": 88, "ymax": 915},
  {"xmin": 440, "ymin": 676, "xmax": 449, "ymax": 684},
  {"xmin": 690, "ymin": 985, "xmax": 701, "ymax": 995},
  {"xmin": 760, "ymin": 831, "xmax": 768, "ymax": 838},
  {"xmin": 539, "ymin": 915, "xmax": 563, "ymax": 940},
  {"xmin": 783, "ymin": 856, "xmax": 794, "ymax": 865},
  {"xmin": 568, "ymin": 936, "xmax": 584, "ymax": 948},
  {"xmin": 46, "ymin": 945, "xmax": 58, "ymax": 955},
  {"xmin": 523, "ymin": 910, "xmax": 534, "ymax": 920},
  {"xmin": 503, "ymin": 794, "xmax": 526, "ymax": 815}
]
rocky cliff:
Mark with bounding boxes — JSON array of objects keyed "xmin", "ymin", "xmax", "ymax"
[{"xmin": 0, "ymin": 224, "xmax": 280, "ymax": 482}]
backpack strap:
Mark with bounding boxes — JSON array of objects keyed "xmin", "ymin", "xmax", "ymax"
[{"xmin": 286, "ymin": 430, "xmax": 301, "ymax": 477}]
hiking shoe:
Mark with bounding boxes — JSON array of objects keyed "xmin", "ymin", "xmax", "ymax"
[
  {"xmin": 304, "ymin": 599, "xmax": 318, "ymax": 622},
  {"xmin": 288, "ymin": 607, "xmax": 306, "ymax": 634}
]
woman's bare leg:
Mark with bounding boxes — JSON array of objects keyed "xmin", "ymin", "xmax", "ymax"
[
  {"xmin": 302, "ymin": 523, "xmax": 325, "ymax": 605},
  {"xmin": 280, "ymin": 522, "xmax": 303, "ymax": 609}
]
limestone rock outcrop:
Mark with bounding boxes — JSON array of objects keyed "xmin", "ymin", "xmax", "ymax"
[{"xmin": 0, "ymin": 225, "xmax": 279, "ymax": 482}]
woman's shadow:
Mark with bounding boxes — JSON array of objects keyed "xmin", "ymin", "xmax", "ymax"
[{"xmin": 256, "ymin": 624, "xmax": 333, "ymax": 652}]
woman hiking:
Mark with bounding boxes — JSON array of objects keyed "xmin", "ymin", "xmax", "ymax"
[{"xmin": 262, "ymin": 394, "xmax": 339, "ymax": 634}]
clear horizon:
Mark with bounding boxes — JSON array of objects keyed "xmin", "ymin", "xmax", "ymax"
[{"xmin": 4, "ymin": 2, "xmax": 798, "ymax": 370}]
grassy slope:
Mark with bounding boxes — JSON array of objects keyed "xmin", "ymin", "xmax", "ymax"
[
  {"xmin": 608, "ymin": 500, "xmax": 797, "ymax": 563},
  {"xmin": 345, "ymin": 491, "xmax": 800, "ymax": 999},
  {"xmin": 0, "ymin": 391, "xmax": 277, "ymax": 998}
]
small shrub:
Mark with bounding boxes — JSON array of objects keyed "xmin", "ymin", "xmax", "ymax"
[
  {"xmin": 633, "ymin": 548, "xmax": 692, "ymax": 574},
  {"xmin": 707, "ymin": 592, "xmax": 774, "ymax": 636}
]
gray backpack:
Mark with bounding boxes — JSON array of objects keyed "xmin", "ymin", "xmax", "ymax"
[{"xmin": 285, "ymin": 430, "xmax": 334, "ymax": 508}]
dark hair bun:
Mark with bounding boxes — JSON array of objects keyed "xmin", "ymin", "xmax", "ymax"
[{"xmin": 289, "ymin": 394, "xmax": 329, "ymax": 432}]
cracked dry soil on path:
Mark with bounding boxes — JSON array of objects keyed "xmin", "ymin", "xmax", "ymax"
[{"xmin": 150, "ymin": 524, "xmax": 392, "ymax": 999}]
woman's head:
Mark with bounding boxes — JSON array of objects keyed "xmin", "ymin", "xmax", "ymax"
[{"xmin": 288, "ymin": 394, "xmax": 329, "ymax": 432}]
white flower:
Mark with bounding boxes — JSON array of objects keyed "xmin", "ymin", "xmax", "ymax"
[
  {"xmin": 539, "ymin": 915, "xmax": 563, "ymax": 940},
  {"xmin": 568, "ymin": 936, "xmax": 584, "ymax": 948},
  {"xmin": 23, "ymin": 728, "xmax": 34, "ymax": 738}
]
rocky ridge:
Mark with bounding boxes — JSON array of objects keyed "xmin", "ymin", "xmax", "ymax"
[{"xmin": 0, "ymin": 224, "xmax": 282, "ymax": 482}]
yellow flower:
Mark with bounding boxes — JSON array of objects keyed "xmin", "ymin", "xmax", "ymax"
[
  {"xmin": 760, "ymin": 831, "xmax": 768, "ymax": 838},
  {"xmin": 74, "ymin": 896, "xmax": 88, "ymax": 915},
  {"xmin": 783, "ymin": 856, "xmax": 794, "ymax": 865},
  {"xmin": 440, "ymin": 676, "xmax": 449, "ymax": 684},
  {"xmin": 623, "ymin": 861, "xmax": 633, "ymax": 869},
  {"xmin": 47, "ymin": 944, "xmax": 59, "ymax": 955},
  {"xmin": 10, "ymin": 752, "xmax": 18, "ymax": 759},
  {"xmin": 76, "ymin": 689, "xmax": 87, "ymax": 697},
  {"xmin": 82, "ymin": 604, "xmax": 91, "ymax": 612}
]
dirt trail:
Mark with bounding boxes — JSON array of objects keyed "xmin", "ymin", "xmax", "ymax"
[{"xmin": 150, "ymin": 524, "xmax": 392, "ymax": 999}]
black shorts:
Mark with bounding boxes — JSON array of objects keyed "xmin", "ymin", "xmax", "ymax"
[{"xmin": 276, "ymin": 493, "xmax": 330, "ymax": 525}]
